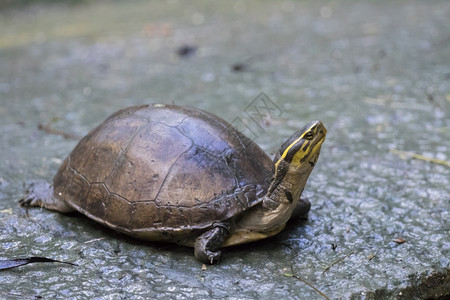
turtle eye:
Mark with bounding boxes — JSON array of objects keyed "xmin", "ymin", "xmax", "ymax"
[{"xmin": 304, "ymin": 131, "xmax": 314, "ymax": 140}]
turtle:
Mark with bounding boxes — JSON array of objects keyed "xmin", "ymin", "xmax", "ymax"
[{"xmin": 20, "ymin": 104, "xmax": 326, "ymax": 264}]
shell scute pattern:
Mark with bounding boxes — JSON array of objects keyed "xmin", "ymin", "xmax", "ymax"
[{"xmin": 54, "ymin": 105, "xmax": 272, "ymax": 232}]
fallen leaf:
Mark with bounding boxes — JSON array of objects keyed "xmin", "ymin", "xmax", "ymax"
[
  {"xmin": 0, "ymin": 257, "xmax": 76, "ymax": 271},
  {"xmin": 393, "ymin": 238, "xmax": 405, "ymax": 244}
]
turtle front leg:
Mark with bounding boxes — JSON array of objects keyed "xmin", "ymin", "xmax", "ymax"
[
  {"xmin": 290, "ymin": 196, "xmax": 311, "ymax": 220},
  {"xmin": 194, "ymin": 223, "xmax": 230, "ymax": 264},
  {"xmin": 19, "ymin": 180, "xmax": 75, "ymax": 213}
]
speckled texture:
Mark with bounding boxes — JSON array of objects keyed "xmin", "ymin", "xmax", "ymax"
[{"xmin": 0, "ymin": 1, "xmax": 449, "ymax": 299}]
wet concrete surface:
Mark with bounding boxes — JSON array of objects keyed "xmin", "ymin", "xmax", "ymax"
[{"xmin": 0, "ymin": 1, "xmax": 449, "ymax": 299}]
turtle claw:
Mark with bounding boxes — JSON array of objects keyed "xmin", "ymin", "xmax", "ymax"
[
  {"xmin": 209, "ymin": 252, "xmax": 222, "ymax": 265},
  {"xmin": 196, "ymin": 249, "xmax": 222, "ymax": 265},
  {"xmin": 19, "ymin": 196, "xmax": 36, "ymax": 207}
]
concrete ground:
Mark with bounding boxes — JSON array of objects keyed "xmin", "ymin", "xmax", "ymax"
[{"xmin": 0, "ymin": 1, "xmax": 449, "ymax": 299}]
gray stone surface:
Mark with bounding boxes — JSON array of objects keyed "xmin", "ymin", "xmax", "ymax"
[{"xmin": 0, "ymin": 1, "xmax": 449, "ymax": 299}]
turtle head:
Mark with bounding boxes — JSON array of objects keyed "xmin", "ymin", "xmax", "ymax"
[
  {"xmin": 267, "ymin": 121, "xmax": 327, "ymax": 204},
  {"xmin": 226, "ymin": 121, "xmax": 326, "ymax": 240},
  {"xmin": 275, "ymin": 120, "xmax": 326, "ymax": 174}
]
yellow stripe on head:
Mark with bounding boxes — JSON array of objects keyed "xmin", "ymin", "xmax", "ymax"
[
  {"xmin": 267, "ymin": 120, "xmax": 326, "ymax": 196},
  {"xmin": 274, "ymin": 121, "xmax": 321, "ymax": 171}
]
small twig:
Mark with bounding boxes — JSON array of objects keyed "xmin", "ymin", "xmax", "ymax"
[
  {"xmin": 363, "ymin": 97, "xmax": 431, "ymax": 111},
  {"xmin": 38, "ymin": 123, "xmax": 81, "ymax": 140},
  {"xmin": 83, "ymin": 237, "xmax": 106, "ymax": 244},
  {"xmin": 0, "ymin": 208, "xmax": 13, "ymax": 215},
  {"xmin": 2, "ymin": 291, "xmax": 42, "ymax": 299},
  {"xmin": 231, "ymin": 47, "xmax": 287, "ymax": 72},
  {"xmin": 322, "ymin": 251, "xmax": 355, "ymax": 274},
  {"xmin": 390, "ymin": 149, "xmax": 450, "ymax": 167},
  {"xmin": 283, "ymin": 273, "xmax": 329, "ymax": 300}
]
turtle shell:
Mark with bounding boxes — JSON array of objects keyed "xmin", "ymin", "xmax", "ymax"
[{"xmin": 53, "ymin": 104, "xmax": 272, "ymax": 245}]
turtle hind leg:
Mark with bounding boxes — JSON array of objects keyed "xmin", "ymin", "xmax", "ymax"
[
  {"xmin": 194, "ymin": 223, "xmax": 230, "ymax": 264},
  {"xmin": 19, "ymin": 180, "xmax": 75, "ymax": 213}
]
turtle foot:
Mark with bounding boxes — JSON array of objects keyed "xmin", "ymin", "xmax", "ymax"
[
  {"xmin": 291, "ymin": 196, "xmax": 311, "ymax": 220},
  {"xmin": 19, "ymin": 180, "xmax": 74, "ymax": 213},
  {"xmin": 19, "ymin": 181, "xmax": 52, "ymax": 208},
  {"xmin": 194, "ymin": 224, "xmax": 229, "ymax": 264}
]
